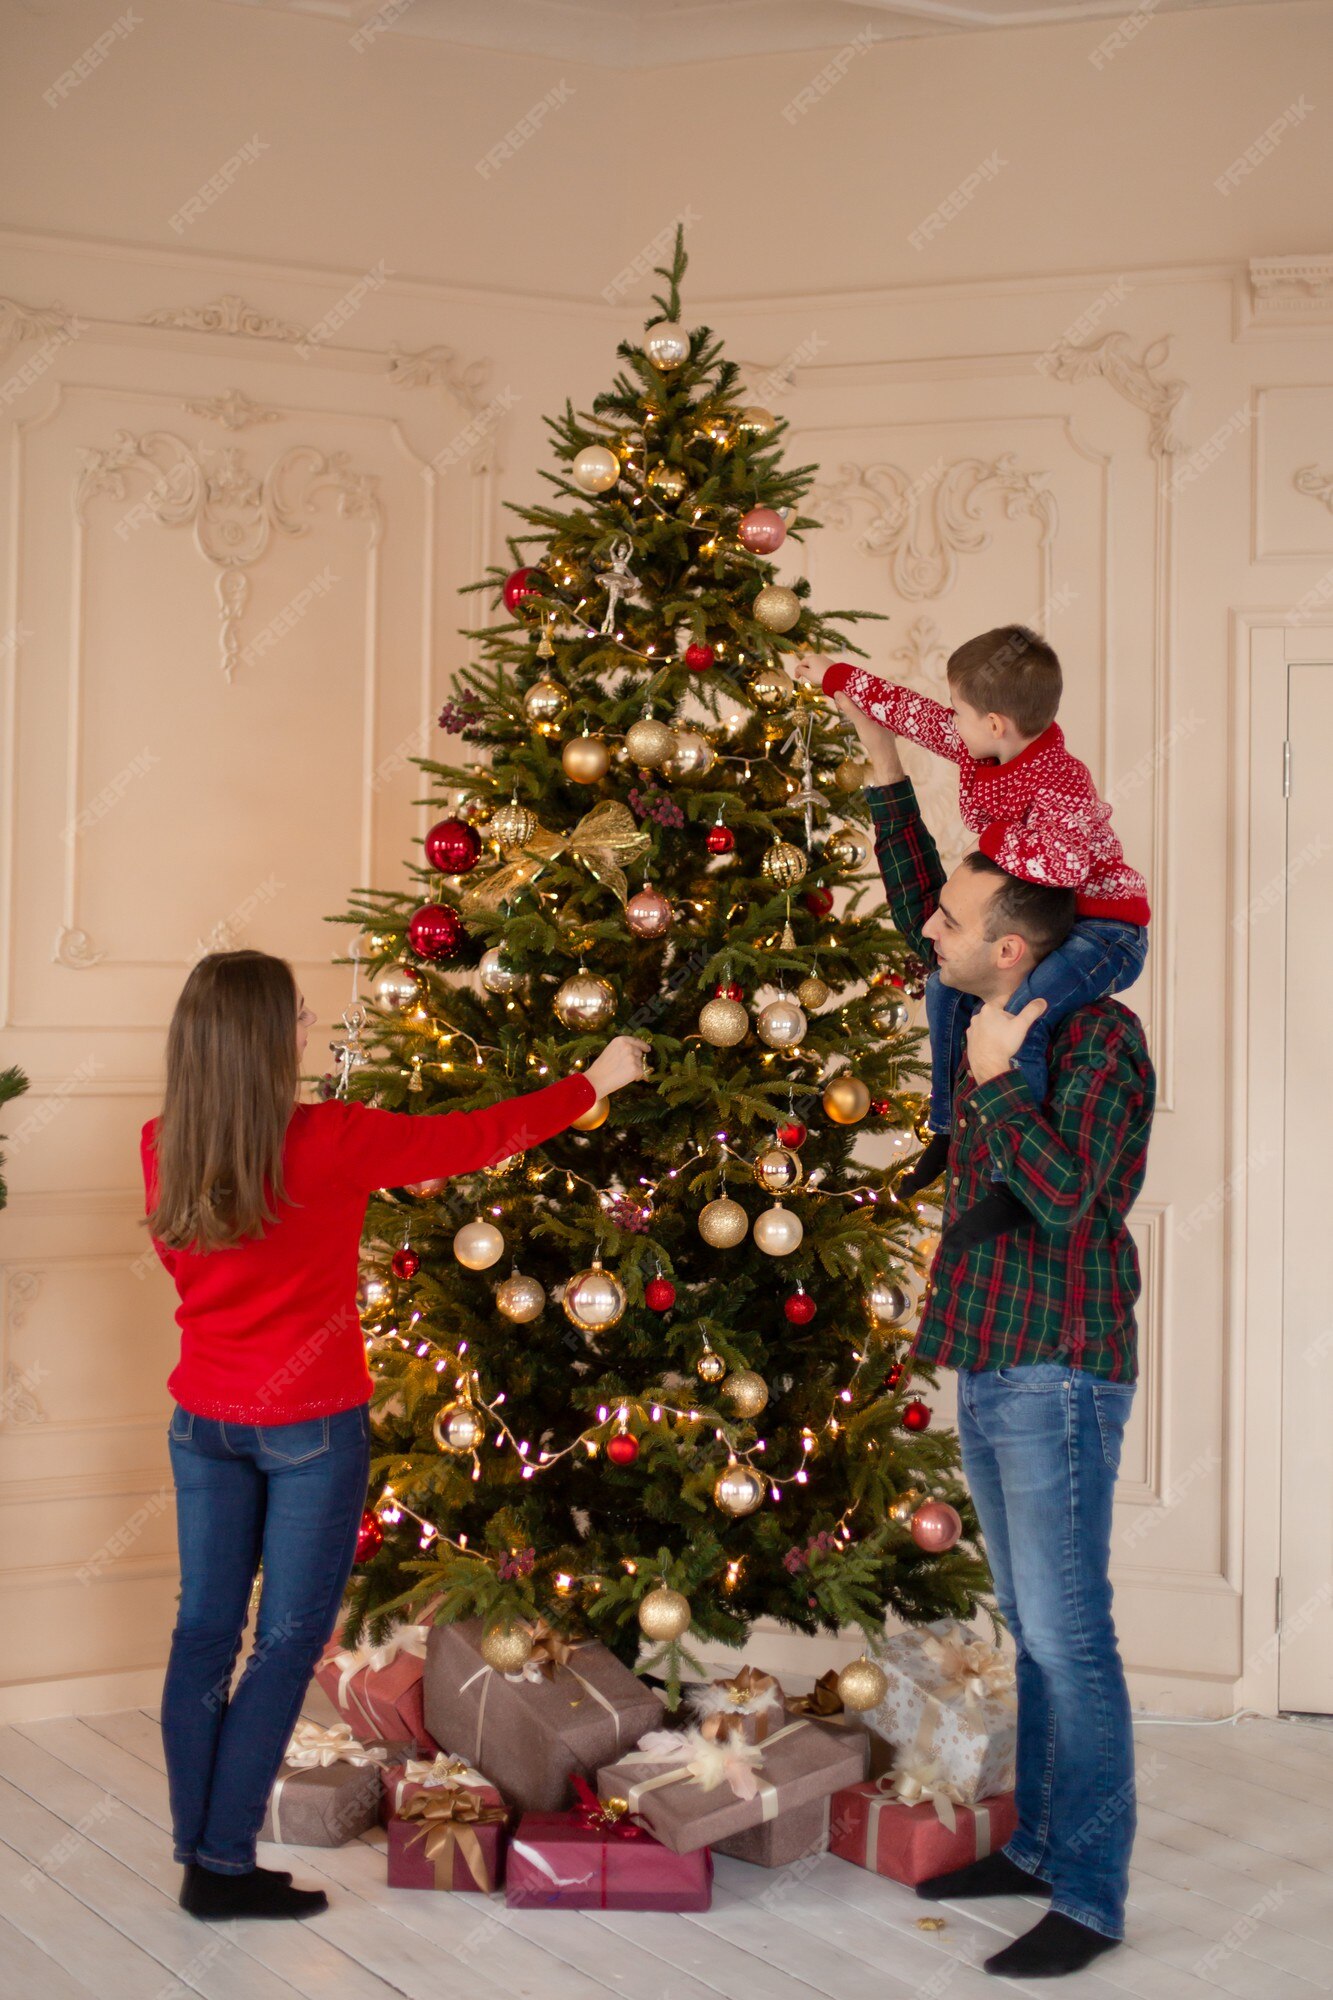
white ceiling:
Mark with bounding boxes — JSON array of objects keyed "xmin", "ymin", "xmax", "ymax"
[{"xmin": 223, "ymin": 0, "xmax": 1304, "ymax": 69}]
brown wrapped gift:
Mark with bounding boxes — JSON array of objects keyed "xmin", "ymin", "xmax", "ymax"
[
  {"xmin": 260, "ymin": 1758, "xmax": 382, "ymax": 1846},
  {"xmin": 687, "ymin": 1665, "xmax": 785, "ymax": 1747},
  {"xmin": 598, "ymin": 1715, "xmax": 869, "ymax": 1855},
  {"xmin": 423, "ymin": 1617, "xmax": 665, "ymax": 1815},
  {"xmin": 786, "ymin": 1670, "xmax": 889, "ymax": 1776},
  {"xmin": 714, "ymin": 1792, "xmax": 831, "ymax": 1867}
]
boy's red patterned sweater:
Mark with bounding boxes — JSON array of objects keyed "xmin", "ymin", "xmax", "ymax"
[{"xmin": 822, "ymin": 663, "xmax": 1150, "ymax": 925}]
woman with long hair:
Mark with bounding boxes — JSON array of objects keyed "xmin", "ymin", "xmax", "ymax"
[{"xmin": 141, "ymin": 948, "xmax": 648, "ymax": 1921}]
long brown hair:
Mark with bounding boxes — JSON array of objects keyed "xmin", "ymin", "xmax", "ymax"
[{"xmin": 146, "ymin": 950, "xmax": 302, "ymax": 1253}]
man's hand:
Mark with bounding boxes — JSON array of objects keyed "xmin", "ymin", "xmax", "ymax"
[
  {"xmin": 966, "ymin": 998, "xmax": 1047, "ymax": 1086},
  {"xmin": 831, "ymin": 692, "xmax": 906, "ymax": 785}
]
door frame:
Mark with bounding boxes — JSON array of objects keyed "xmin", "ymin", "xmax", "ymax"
[{"xmin": 1234, "ymin": 612, "xmax": 1333, "ymax": 1713}]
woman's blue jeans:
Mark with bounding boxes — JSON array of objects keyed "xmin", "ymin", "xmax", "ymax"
[
  {"xmin": 161, "ymin": 1401, "xmax": 371, "ymax": 1872},
  {"xmin": 956, "ymin": 1363, "xmax": 1136, "ymax": 1939}
]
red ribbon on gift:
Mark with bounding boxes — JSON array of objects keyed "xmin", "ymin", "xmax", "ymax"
[{"xmin": 571, "ymin": 1773, "xmax": 647, "ymax": 1840}]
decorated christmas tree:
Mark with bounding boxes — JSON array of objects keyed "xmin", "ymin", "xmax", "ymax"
[{"xmin": 327, "ymin": 230, "xmax": 990, "ymax": 1700}]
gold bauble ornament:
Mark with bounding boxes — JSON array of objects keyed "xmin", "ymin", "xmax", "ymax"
[
  {"xmin": 571, "ymin": 1094, "xmax": 609, "ymax": 1131},
  {"xmin": 756, "ymin": 996, "xmax": 807, "ymax": 1050},
  {"xmin": 495, "ymin": 1272, "xmax": 545, "ymax": 1323},
  {"xmin": 797, "ymin": 974, "xmax": 830, "ymax": 1012},
  {"xmin": 836, "ymin": 1657, "xmax": 890, "ymax": 1712},
  {"xmin": 916, "ymin": 1233, "xmax": 942, "ymax": 1267},
  {"xmin": 890, "ymin": 1487, "xmax": 924, "ymax": 1525},
  {"xmin": 823, "ymin": 1073, "xmax": 871, "ymax": 1124},
  {"xmin": 754, "ymin": 1202, "xmax": 804, "ymax": 1256},
  {"xmin": 637, "ymin": 1586, "xmax": 692, "ymax": 1641},
  {"xmin": 825, "ymin": 829, "xmax": 868, "ymax": 873},
  {"xmin": 870, "ymin": 993, "xmax": 911, "ymax": 1034},
  {"xmin": 480, "ymin": 1623, "xmax": 534, "ymax": 1673},
  {"xmin": 753, "ymin": 1143, "xmax": 803, "ymax": 1194},
  {"xmin": 371, "ymin": 962, "xmax": 422, "ymax": 1012},
  {"xmin": 737, "ymin": 405, "xmax": 776, "ymax": 435},
  {"xmin": 453, "ymin": 1218, "xmax": 505, "ymax": 1270},
  {"xmin": 562, "ymin": 734, "xmax": 610, "ymax": 783},
  {"xmin": 572, "ymin": 443, "xmax": 621, "ymax": 492},
  {"xmin": 646, "ymin": 463, "xmax": 689, "ymax": 501},
  {"xmin": 553, "ymin": 971, "xmax": 616, "ymax": 1030},
  {"xmin": 457, "ymin": 795, "xmax": 494, "ymax": 826},
  {"xmin": 644, "ymin": 322, "xmax": 690, "ymax": 369},
  {"xmin": 698, "ymin": 997, "xmax": 749, "ymax": 1047},
  {"xmin": 523, "ymin": 677, "xmax": 568, "ymax": 725},
  {"xmin": 356, "ymin": 1271, "xmax": 391, "ymax": 1314},
  {"xmin": 753, "ymin": 585, "xmax": 801, "ymax": 633},
  {"xmin": 491, "ymin": 800, "xmax": 538, "ymax": 850},
  {"xmin": 713, "ymin": 1464, "xmax": 766, "ymax": 1515},
  {"xmin": 748, "ymin": 667, "xmax": 794, "ymax": 713},
  {"xmin": 722, "ymin": 1369, "xmax": 769, "ymax": 1419},
  {"xmin": 625, "ymin": 885, "xmax": 674, "ymax": 939},
  {"xmin": 479, "ymin": 946, "xmax": 525, "ymax": 995},
  {"xmin": 696, "ymin": 1350, "xmax": 727, "ymax": 1384},
  {"xmin": 761, "ymin": 840, "xmax": 808, "ymax": 890},
  {"xmin": 625, "ymin": 718, "xmax": 676, "ymax": 769},
  {"xmin": 664, "ymin": 729, "xmax": 716, "ymax": 780},
  {"xmin": 866, "ymin": 1279, "xmax": 911, "ymax": 1326},
  {"xmin": 699, "ymin": 1197, "xmax": 749, "ymax": 1248},
  {"xmin": 433, "ymin": 1399, "xmax": 486, "ymax": 1454},
  {"xmin": 834, "ymin": 756, "xmax": 869, "ymax": 792},
  {"xmin": 562, "ymin": 1256, "xmax": 627, "ymax": 1332}
]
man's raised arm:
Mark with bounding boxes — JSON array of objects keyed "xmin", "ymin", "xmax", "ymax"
[{"xmin": 831, "ymin": 691, "xmax": 943, "ymax": 964}]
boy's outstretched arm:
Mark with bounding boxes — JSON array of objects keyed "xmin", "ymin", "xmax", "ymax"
[{"xmin": 819, "ymin": 661, "xmax": 968, "ymax": 768}]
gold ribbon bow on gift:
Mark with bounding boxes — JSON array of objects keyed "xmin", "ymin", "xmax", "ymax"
[
  {"xmin": 694, "ymin": 1666, "xmax": 783, "ymax": 1744},
  {"xmin": 283, "ymin": 1720, "xmax": 388, "ymax": 1770},
  {"xmin": 459, "ymin": 800, "xmax": 650, "ymax": 915},
  {"xmin": 882, "ymin": 1759, "xmax": 969, "ymax": 1834},
  {"xmin": 525, "ymin": 1617, "xmax": 582, "ymax": 1678},
  {"xmin": 919, "ymin": 1630, "xmax": 1016, "ymax": 1712},
  {"xmin": 399, "ymin": 1783, "xmax": 506, "ymax": 1892},
  {"xmin": 787, "ymin": 1668, "xmax": 845, "ymax": 1721}
]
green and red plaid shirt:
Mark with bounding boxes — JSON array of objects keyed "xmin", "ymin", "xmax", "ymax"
[{"xmin": 869, "ymin": 780, "xmax": 1155, "ymax": 1382}]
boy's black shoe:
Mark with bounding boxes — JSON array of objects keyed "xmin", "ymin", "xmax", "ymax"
[{"xmin": 897, "ymin": 1133, "xmax": 949, "ymax": 1201}]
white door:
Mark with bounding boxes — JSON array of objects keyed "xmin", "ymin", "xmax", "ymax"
[{"xmin": 1278, "ymin": 661, "xmax": 1333, "ymax": 1713}]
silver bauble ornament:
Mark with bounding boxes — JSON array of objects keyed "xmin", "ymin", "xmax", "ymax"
[
  {"xmin": 625, "ymin": 717, "xmax": 676, "ymax": 769},
  {"xmin": 753, "ymin": 1143, "xmax": 803, "ymax": 1194},
  {"xmin": 371, "ymin": 962, "xmax": 422, "ymax": 1012},
  {"xmin": 761, "ymin": 840, "xmax": 808, "ymax": 889},
  {"xmin": 753, "ymin": 584, "xmax": 801, "ymax": 633},
  {"xmin": 890, "ymin": 1487, "xmax": 924, "ymax": 1526},
  {"xmin": 572, "ymin": 443, "xmax": 620, "ymax": 493},
  {"xmin": 754, "ymin": 1203, "xmax": 804, "ymax": 1256},
  {"xmin": 696, "ymin": 1350, "xmax": 727, "ymax": 1384},
  {"xmin": 756, "ymin": 996, "xmax": 807, "ymax": 1049},
  {"xmin": 522, "ymin": 677, "xmax": 568, "ymax": 725},
  {"xmin": 664, "ymin": 728, "xmax": 716, "ymax": 780},
  {"xmin": 713, "ymin": 1464, "xmax": 766, "ymax": 1515},
  {"xmin": 825, "ymin": 828, "xmax": 868, "ymax": 873},
  {"xmin": 562, "ymin": 1260, "xmax": 626, "ymax": 1333},
  {"xmin": 870, "ymin": 993, "xmax": 911, "ymax": 1034},
  {"xmin": 644, "ymin": 322, "xmax": 690, "ymax": 369},
  {"xmin": 491, "ymin": 800, "xmax": 538, "ymax": 849},
  {"xmin": 866, "ymin": 1279, "xmax": 911, "ymax": 1326},
  {"xmin": 625, "ymin": 886, "xmax": 674, "ymax": 939},
  {"xmin": 699, "ymin": 1197, "xmax": 749, "ymax": 1248},
  {"xmin": 796, "ymin": 975, "xmax": 830, "ymax": 1012},
  {"xmin": 748, "ymin": 666, "xmax": 794, "ymax": 713},
  {"xmin": 479, "ymin": 946, "xmax": 525, "ymax": 995},
  {"xmin": 495, "ymin": 1272, "xmax": 545, "ymax": 1323},
  {"xmin": 453, "ymin": 1219, "xmax": 505, "ymax": 1270},
  {"xmin": 553, "ymin": 971, "xmax": 616, "ymax": 1030},
  {"xmin": 737, "ymin": 405, "xmax": 776, "ymax": 435},
  {"xmin": 433, "ymin": 1400, "xmax": 486, "ymax": 1454},
  {"xmin": 836, "ymin": 1657, "xmax": 890, "ymax": 1712},
  {"xmin": 637, "ymin": 1586, "xmax": 692, "ymax": 1641},
  {"xmin": 698, "ymin": 997, "xmax": 748, "ymax": 1047}
]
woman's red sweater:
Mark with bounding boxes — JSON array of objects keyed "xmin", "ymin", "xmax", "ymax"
[{"xmin": 140, "ymin": 1073, "xmax": 596, "ymax": 1424}]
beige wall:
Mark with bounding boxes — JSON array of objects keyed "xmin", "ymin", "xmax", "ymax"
[{"xmin": 2, "ymin": 0, "xmax": 1331, "ymax": 1718}]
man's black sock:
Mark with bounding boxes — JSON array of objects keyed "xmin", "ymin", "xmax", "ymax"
[
  {"xmin": 984, "ymin": 1911, "xmax": 1120, "ymax": 1978},
  {"xmin": 917, "ymin": 1851, "xmax": 1050, "ymax": 1900},
  {"xmin": 898, "ymin": 1132, "xmax": 949, "ymax": 1200},
  {"xmin": 180, "ymin": 1861, "xmax": 328, "ymax": 1921}
]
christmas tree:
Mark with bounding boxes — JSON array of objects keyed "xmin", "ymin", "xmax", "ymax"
[
  {"xmin": 0, "ymin": 1065, "xmax": 29, "ymax": 1211},
  {"xmin": 327, "ymin": 230, "xmax": 990, "ymax": 1697}
]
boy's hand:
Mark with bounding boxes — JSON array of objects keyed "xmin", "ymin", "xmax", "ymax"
[
  {"xmin": 966, "ymin": 999, "xmax": 1047, "ymax": 1087},
  {"xmin": 787, "ymin": 655, "xmax": 826, "ymax": 686}
]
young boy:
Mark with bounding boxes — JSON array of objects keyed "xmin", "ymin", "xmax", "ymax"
[{"xmin": 793, "ymin": 625, "xmax": 1149, "ymax": 1202}]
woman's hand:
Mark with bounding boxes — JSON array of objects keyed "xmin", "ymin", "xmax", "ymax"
[{"xmin": 582, "ymin": 1034, "xmax": 652, "ymax": 1100}]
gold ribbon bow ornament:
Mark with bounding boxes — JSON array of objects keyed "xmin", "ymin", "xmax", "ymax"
[
  {"xmin": 788, "ymin": 1668, "xmax": 845, "ymax": 1721},
  {"xmin": 398, "ymin": 1784, "xmax": 506, "ymax": 1892},
  {"xmin": 691, "ymin": 1666, "xmax": 783, "ymax": 1743},
  {"xmin": 459, "ymin": 800, "xmax": 650, "ymax": 915}
]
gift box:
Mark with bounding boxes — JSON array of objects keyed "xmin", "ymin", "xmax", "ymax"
[
  {"xmin": 506, "ymin": 1784, "xmax": 712, "ymax": 1910},
  {"xmin": 379, "ymin": 1749, "xmax": 506, "ymax": 1824},
  {"xmin": 864, "ymin": 1621, "xmax": 1016, "ymax": 1803},
  {"xmin": 785, "ymin": 1670, "xmax": 888, "ymax": 1776},
  {"xmin": 315, "ymin": 1621, "xmax": 437, "ymax": 1753},
  {"xmin": 260, "ymin": 1722, "xmax": 386, "ymax": 1846},
  {"xmin": 687, "ymin": 1665, "xmax": 785, "ymax": 1747},
  {"xmin": 597, "ymin": 1713, "xmax": 868, "ymax": 1856},
  {"xmin": 713, "ymin": 1793, "xmax": 830, "ymax": 1867},
  {"xmin": 423, "ymin": 1616, "xmax": 665, "ymax": 1815},
  {"xmin": 386, "ymin": 1784, "xmax": 507, "ymax": 1892},
  {"xmin": 828, "ymin": 1778, "xmax": 1018, "ymax": 1886}
]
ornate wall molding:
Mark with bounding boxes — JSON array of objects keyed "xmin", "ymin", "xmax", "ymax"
[
  {"xmin": 141, "ymin": 293, "xmax": 309, "ymax": 343},
  {"xmin": 1246, "ymin": 255, "xmax": 1333, "ymax": 330},
  {"xmin": 0, "ymin": 294, "xmax": 78, "ymax": 359},
  {"xmin": 1294, "ymin": 464, "xmax": 1333, "ymax": 514},
  {"xmin": 181, "ymin": 387, "xmax": 282, "ymax": 431},
  {"xmin": 387, "ymin": 344, "xmax": 491, "ymax": 415},
  {"xmin": 1040, "ymin": 330, "xmax": 1185, "ymax": 458}
]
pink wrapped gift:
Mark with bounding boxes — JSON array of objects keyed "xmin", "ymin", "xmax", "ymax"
[
  {"xmin": 386, "ymin": 1784, "xmax": 507, "ymax": 1892},
  {"xmin": 687, "ymin": 1665, "xmax": 785, "ymax": 1747},
  {"xmin": 598, "ymin": 1714, "xmax": 868, "ymax": 1855},
  {"xmin": 506, "ymin": 1784, "xmax": 712, "ymax": 1910},
  {"xmin": 828, "ymin": 1779, "xmax": 1018, "ymax": 1885},
  {"xmin": 315, "ymin": 1622, "xmax": 437, "ymax": 1753},
  {"xmin": 379, "ymin": 1749, "xmax": 505, "ymax": 1824}
]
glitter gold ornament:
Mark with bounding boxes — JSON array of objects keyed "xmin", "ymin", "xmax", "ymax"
[
  {"xmin": 479, "ymin": 946, "xmax": 525, "ymax": 995},
  {"xmin": 625, "ymin": 718, "xmax": 676, "ymax": 769},
  {"xmin": 756, "ymin": 996, "xmax": 807, "ymax": 1049},
  {"xmin": 748, "ymin": 666, "xmax": 794, "ymax": 712},
  {"xmin": 761, "ymin": 840, "xmax": 808, "ymax": 889},
  {"xmin": 696, "ymin": 1350, "xmax": 727, "ymax": 1384},
  {"xmin": 645, "ymin": 322, "xmax": 690, "ymax": 369},
  {"xmin": 453, "ymin": 1218, "xmax": 505, "ymax": 1270},
  {"xmin": 553, "ymin": 970, "xmax": 616, "ymax": 1030},
  {"xmin": 753, "ymin": 584, "xmax": 801, "ymax": 633},
  {"xmin": 713, "ymin": 1464, "xmax": 766, "ymax": 1516},
  {"xmin": 870, "ymin": 992, "xmax": 911, "ymax": 1034},
  {"xmin": 496, "ymin": 1272, "xmax": 545, "ymax": 1323},
  {"xmin": 562, "ymin": 733, "xmax": 610, "ymax": 783},
  {"xmin": 491, "ymin": 799, "xmax": 539, "ymax": 849},
  {"xmin": 825, "ymin": 828, "xmax": 868, "ymax": 872},
  {"xmin": 571, "ymin": 1094, "xmax": 609, "ymax": 1131},
  {"xmin": 698, "ymin": 996, "xmax": 749, "ymax": 1047},
  {"xmin": 572, "ymin": 444, "xmax": 620, "ymax": 492},
  {"xmin": 867, "ymin": 1279, "xmax": 911, "ymax": 1326},
  {"xmin": 722, "ymin": 1369, "xmax": 769, "ymax": 1419},
  {"xmin": 371, "ymin": 963, "xmax": 422, "ymax": 1012},
  {"xmin": 699, "ymin": 1197, "xmax": 749, "ymax": 1248},
  {"xmin": 834, "ymin": 756, "xmax": 869, "ymax": 792},
  {"xmin": 753, "ymin": 1143, "xmax": 803, "ymax": 1194},
  {"xmin": 664, "ymin": 729, "xmax": 716, "ymax": 780},
  {"xmin": 523, "ymin": 677, "xmax": 568, "ymax": 725},
  {"xmin": 480, "ymin": 1623, "xmax": 534, "ymax": 1673},
  {"xmin": 646, "ymin": 463, "xmax": 688, "ymax": 500},
  {"xmin": 562, "ymin": 1255, "xmax": 627, "ymax": 1332},
  {"xmin": 637, "ymin": 1586, "xmax": 692, "ymax": 1641},
  {"xmin": 433, "ymin": 1400, "xmax": 486, "ymax": 1454},
  {"xmin": 823, "ymin": 1073, "xmax": 871, "ymax": 1124},
  {"xmin": 836, "ymin": 1657, "xmax": 890, "ymax": 1712},
  {"xmin": 625, "ymin": 885, "xmax": 674, "ymax": 939},
  {"xmin": 754, "ymin": 1203, "xmax": 803, "ymax": 1256},
  {"xmin": 796, "ymin": 974, "xmax": 830, "ymax": 1012}
]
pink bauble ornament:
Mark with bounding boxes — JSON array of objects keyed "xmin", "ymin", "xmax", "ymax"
[
  {"xmin": 625, "ymin": 885, "xmax": 674, "ymax": 939},
  {"xmin": 407, "ymin": 903, "xmax": 467, "ymax": 963},
  {"xmin": 910, "ymin": 1500, "xmax": 963, "ymax": 1552},
  {"xmin": 425, "ymin": 817, "xmax": 482, "ymax": 875},
  {"xmin": 738, "ymin": 506, "xmax": 787, "ymax": 554}
]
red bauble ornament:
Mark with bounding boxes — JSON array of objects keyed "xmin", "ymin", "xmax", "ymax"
[
  {"xmin": 804, "ymin": 887, "xmax": 834, "ymax": 917},
  {"xmin": 408, "ymin": 903, "xmax": 467, "ymax": 963},
  {"xmin": 871, "ymin": 1098, "xmax": 894, "ymax": 1117},
  {"xmin": 425, "ymin": 816, "xmax": 482, "ymax": 875},
  {"xmin": 784, "ymin": 1288, "xmax": 816, "ymax": 1325},
  {"xmin": 502, "ymin": 566, "xmax": 539, "ymax": 614},
  {"xmin": 606, "ymin": 1432, "xmax": 640, "ymax": 1466},
  {"xmin": 887, "ymin": 1361, "xmax": 906, "ymax": 1391},
  {"xmin": 902, "ymin": 1398, "xmax": 932, "ymax": 1432},
  {"xmin": 714, "ymin": 980, "xmax": 744, "ymax": 1001},
  {"xmin": 685, "ymin": 643, "xmax": 715, "ymax": 671},
  {"xmin": 644, "ymin": 1277, "xmax": 676, "ymax": 1312},
  {"xmin": 910, "ymin": 1500, "xmax": 963, "ymax": 1552},
  {"xmin": 777, "ymin": 1120, "xmax": 807, "ymax": 1149},
  {"xmin": 354, "ymin": 1509, "xmax": 384, "ymax": 1562},
  {"xmin": 391, "ymin": 1246, "xmax": 420, "ymax": 1280},
  {"xmin": 706, "ymin": 823, "xmax": 735, "ymax": 855}
]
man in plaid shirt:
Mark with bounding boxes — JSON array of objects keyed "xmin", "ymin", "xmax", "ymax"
[{"xmin": 843, "ymin": 698, "xmax": 1154, "ymax": 1979}]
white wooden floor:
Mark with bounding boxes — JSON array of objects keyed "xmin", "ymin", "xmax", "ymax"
[{"xmin": 2, "ymin": 1704, "xmax": 1332, "ymax": 2000}]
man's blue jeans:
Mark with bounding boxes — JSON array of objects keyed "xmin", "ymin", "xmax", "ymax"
[
  {"xmin": 162, "ymin": 1401, "xmax": 371, "ymax": 1872},
  {"xmin": 956, "ymin": 1363, "xmax": 1136, "ymax": 1939}
]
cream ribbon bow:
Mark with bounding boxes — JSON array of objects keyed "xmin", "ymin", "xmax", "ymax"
[{"xmin": 283, "ymin": 1720, "xmax": 387, "ymax": 1770}]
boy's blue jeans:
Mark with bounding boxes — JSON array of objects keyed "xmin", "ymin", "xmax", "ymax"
[
  {"xmin": 956, "ymin": 1362, "xmax": 1136, "ymax": 1939},
  {"xmin": 926, "ymin": 917, "xmax": 1148, "ymax": 1133},
  {"xmin": 162, "ymin": 1401, "xmax": 371, "ymax": 1872}
]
